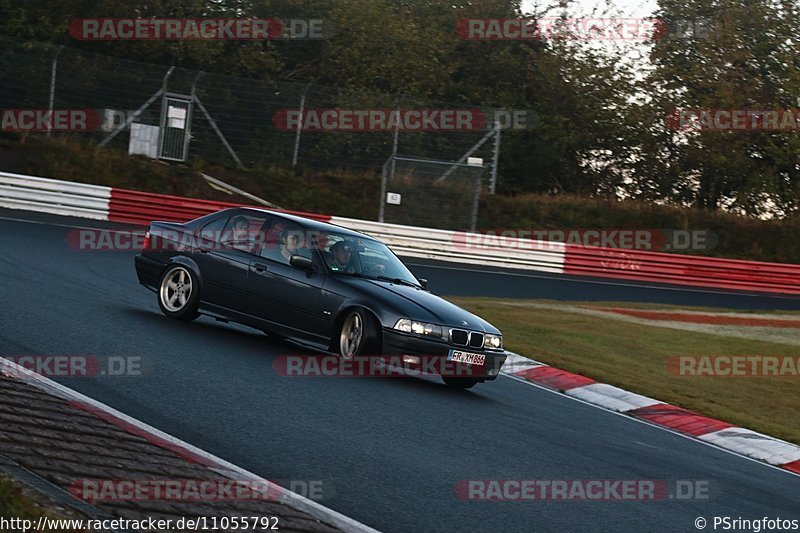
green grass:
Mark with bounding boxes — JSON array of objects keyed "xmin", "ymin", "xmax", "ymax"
[
  {"xmin": 0, "ymin": 135, "xmax": 382, "ymax": 219},
  {"xmin": 0, "ymin": 475, "xmax": 81, "ymax": 528},
  {"xmin": 0, "ymin": 475, "xmax": 39, "ymax": 518},
  {"xmin": 533, "ymin": 300, "xmax": 800, "ymax": 315},
  {"xmin": 450, "ymin": 297, "xmax": 800, "ymax": 445}
]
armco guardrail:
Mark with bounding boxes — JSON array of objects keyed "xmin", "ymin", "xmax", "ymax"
[
  {"xmin": 1, "ymin": 171, "xmax": 799, "ymax": 294},
  {"xmin": 0, "ymin": 171, "xmax": 110, "ymax": 220},
  {"xmin": 565, "ymin": 246, "xmax": 800, "ymax": 295},
  {"xmin": 106, "ymin": 190, "xmax": 566, "ymax": 273},
  {"xmin": 330, "ymin": 217, "xmax": 566, "ymax": 273},
  {"xmin": 108, "ymin": 188, "xmax": 330, "ymax": 225},
  {"xmin": 0, "ymin": 171, "xmax": 565, "ymax": 273},
  {"xmin": 108, "ymin": 189, "xmax": 243, "ymax": 225}
]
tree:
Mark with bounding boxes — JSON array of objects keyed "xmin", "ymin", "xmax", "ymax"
[{"xmin": 635, "ymin": 0, "xmax": 800, "ymax": 216}]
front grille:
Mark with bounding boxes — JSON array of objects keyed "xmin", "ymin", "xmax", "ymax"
[
  {"xmin": 450, "ymin": 329, "xmax": 469, "ymax": 346},
  {"xmin": 469, "ymin": 332, "xmax": 484, "ymax": 348},
  {"xmin": 450, "ymin": 329, "xmax": 484, "ymax": 348}
]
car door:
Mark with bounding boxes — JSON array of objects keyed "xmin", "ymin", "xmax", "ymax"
[
  {"xmin": 246, "ymin": 219, "xmax": 328, "ymax": 340},
  {"xmin": 192, "ymin": 212, "xmax": 265, "ymax": 312}
]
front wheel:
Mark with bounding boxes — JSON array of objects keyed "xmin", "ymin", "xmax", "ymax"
[
  {"xmin": 338, "ymin": 309, "xmax": 379, "ymax": 359},
  {"xmin": 157, "ymin": 265, "xmax": 200, "ymax": 320},
  {"xmin": 442, "ymin": 377, "xmax": 480, "ymax": 390}
]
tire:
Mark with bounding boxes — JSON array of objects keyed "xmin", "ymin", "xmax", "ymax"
[
  {"xmin": 337, "ymin": 309, "xmax": 379, "ymax": 359},
  {"xmin": 442, "ymin": 377, "xmax": 480, "ymax": 390},
  {"xmin": 157, "ymin": 265, "xmax": 200, "ymax": 321}
]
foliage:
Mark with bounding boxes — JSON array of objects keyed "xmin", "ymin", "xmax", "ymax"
[{"xmin": 0, "ymin": 0, "xmax": 798, "ymax": 217}]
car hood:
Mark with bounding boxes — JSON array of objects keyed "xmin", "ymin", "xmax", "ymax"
[{"xmin": 338, "ymin": 277, "xmax": 499, "ymax": 333}]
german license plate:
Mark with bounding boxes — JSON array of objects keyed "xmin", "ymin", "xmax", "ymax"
[{"xmin": 447, "ymin": 349, "xmax": 485, "ymax": 366}]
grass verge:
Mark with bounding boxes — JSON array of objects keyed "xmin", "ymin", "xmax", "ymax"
[
  {"xmin": 0, "ymin": 475, "xmax": 81, "ymax": 530},
  {"xmin": 449, "ymin": 297, "xmax": 800, "ymax": 445}
]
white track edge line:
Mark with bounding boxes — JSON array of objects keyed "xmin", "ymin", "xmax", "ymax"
[
  {"xmin": 2, "ymin": 211, "xmax": 798, "ymax": 479},
  {"xmin": 0, "ymin": 357, "xmax": 380, "ymax": 533},
  {"xmin": 499, "ymin": 372, "xmax": 800, "ymax": 479}
]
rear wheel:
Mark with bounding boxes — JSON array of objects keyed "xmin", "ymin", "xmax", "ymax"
[
  {"xmin": 158, "ymin": 265, "xmax": 200, "ymax": 321},
  {"xmin": 338, "ymin": 309, "xmax": 379, "ymax": 359},
  {"xmin": 442, "ymin": 377, "xmax": 480, "ymax": 390}
]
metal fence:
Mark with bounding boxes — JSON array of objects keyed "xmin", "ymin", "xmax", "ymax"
[
  {"xmin": 379, "ymin": 155, "xmax": 486, "ymax": 231},
  {"xmin": 0, "ymin": 36, "xmax": 503, "ymax": 184}
]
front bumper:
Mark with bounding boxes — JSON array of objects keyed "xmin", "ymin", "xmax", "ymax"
[{"xmin": 381, "ymin": 329, "xmax": 508, "ymax": 381}]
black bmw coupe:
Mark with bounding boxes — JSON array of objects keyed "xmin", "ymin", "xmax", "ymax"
[{"xmin": 134, "ymin": 207, "xmax": 507, "ymax": 388}]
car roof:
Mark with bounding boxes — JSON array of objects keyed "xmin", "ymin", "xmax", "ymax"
[{"xmin": 233, "ymin": 207, "xmax": 373, "ymax": 240}]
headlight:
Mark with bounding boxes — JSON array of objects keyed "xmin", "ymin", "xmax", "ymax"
[
  {"xmin": 484, "ymin": 333, "xmax": 503, "ymax": 350},
  {"xmin": 394, "ymin": 319, "xmax": 443, "ymax": 338}
]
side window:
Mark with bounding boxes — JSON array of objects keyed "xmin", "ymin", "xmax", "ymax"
[
  {"xmin": 323, "ymin": 234, "xmax": 390, "ymax": 276},
  {"xmin": 198, "ymin": 215, "xmax": 230, "ymax": 245},
  {"xmin": 218, "ymin": 213, "xmax": 269, "ymax": 254},
  {"xmin": 259, "ymin": 222, "xmax": 311, "ymax": 264}
]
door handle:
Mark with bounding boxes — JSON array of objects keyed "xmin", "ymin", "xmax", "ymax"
[
  {"xmin": 198, "ymin": 247, "xmax": 209, "ymax": 254},
  {"xmin": 253, "ymin": 262, "xmax": 268, "ymax": 272}
]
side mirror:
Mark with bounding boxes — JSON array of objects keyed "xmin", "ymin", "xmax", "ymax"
[
  {"xmin": 290, "ymin": 254, "xmax": 314, "ymax": 271},
  {"xmin": 418, "ymin": 278, "xmax": 428, "ymax": 290}
]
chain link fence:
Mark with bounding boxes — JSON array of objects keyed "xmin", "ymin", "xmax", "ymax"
[
  {"xmin": 0, "ymin": 36, "xmax": 502, "ymax": 182},
  {"xmin": 379, "ymin": 156, "xmax": 485, "ymax": 230}
]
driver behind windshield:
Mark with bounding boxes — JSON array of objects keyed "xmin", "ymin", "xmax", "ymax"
[{"xmin": 329, "ymin": 240, "xmax": 355, "ymax": 273}]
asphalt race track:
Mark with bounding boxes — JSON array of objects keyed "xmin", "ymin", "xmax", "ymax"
[
  {"xmin": 2, "ymin": 208, "xmax": 799, "ymax": 532},
  {"xmin": 405, "ymin": 260, "xmax": 800, "ymax": 310}
]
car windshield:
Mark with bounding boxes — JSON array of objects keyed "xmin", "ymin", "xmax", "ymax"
[{"xmin": 317, "ymin": 231, "xmax": 419, "ymax": 286}]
